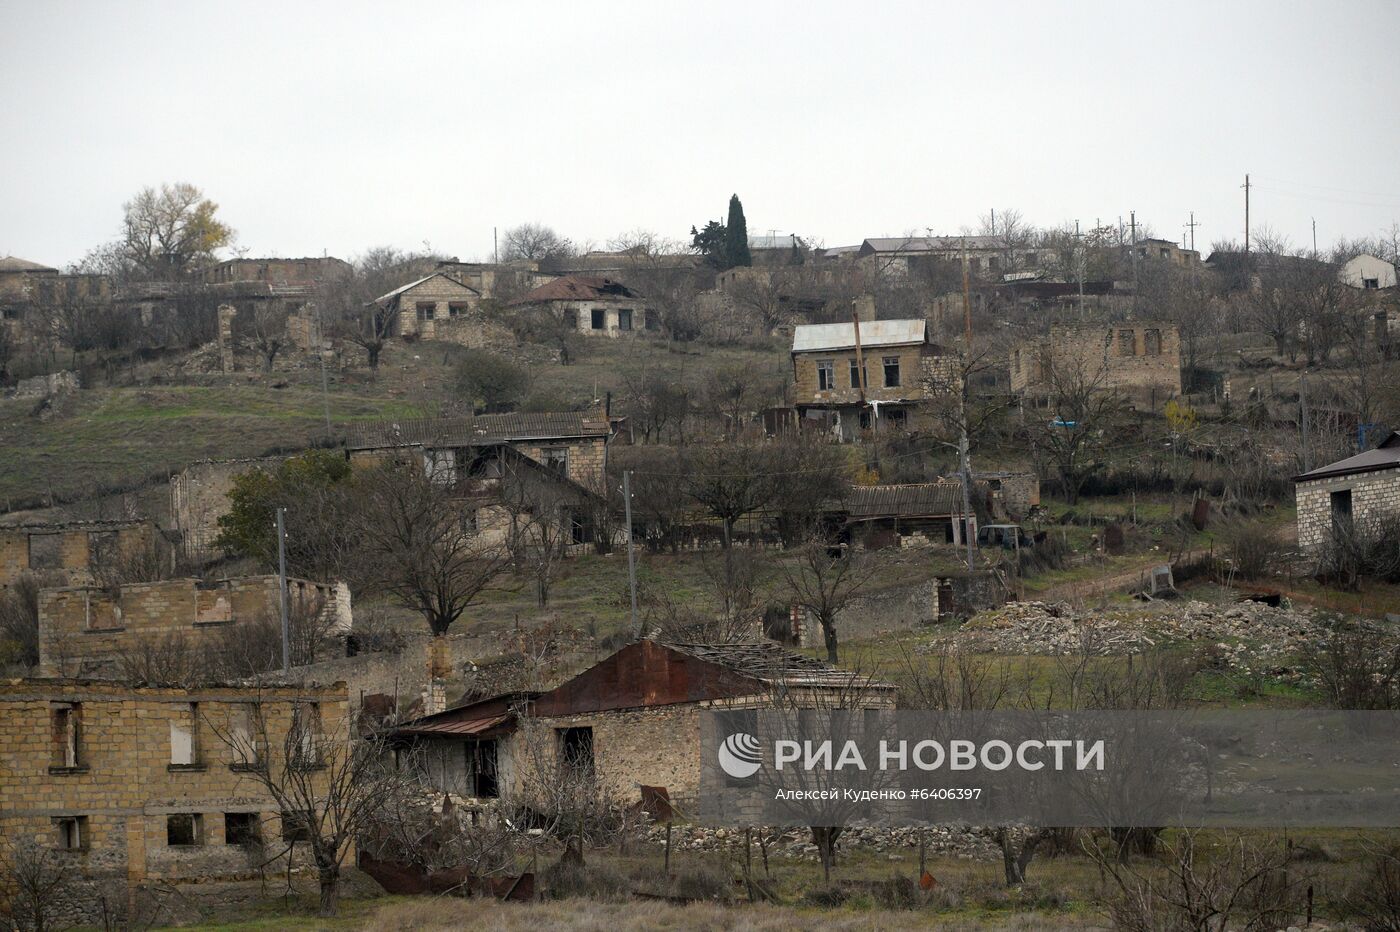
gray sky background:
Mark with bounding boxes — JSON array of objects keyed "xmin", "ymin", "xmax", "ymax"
[{"xmin": 3, "ymin": 0, "xmax": 1399, "ymax": 268}]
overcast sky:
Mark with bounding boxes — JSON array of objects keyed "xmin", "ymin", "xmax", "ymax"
[{"xmin": 3, "ymin": 0, "xmax": 1399, "ymax": 268}]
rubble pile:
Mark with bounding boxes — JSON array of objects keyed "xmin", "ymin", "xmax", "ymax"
[
  {"xmin": 941, "ymin": 598, "xmax": 1331, "ymax": 660},
  {"xmin": 644, "ymin": 824, "xmax": 1000, "ymax": 861}
]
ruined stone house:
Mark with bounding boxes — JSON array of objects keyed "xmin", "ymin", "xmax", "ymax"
[
  {"xmin": 1121, "ymin": 238, "xmax": 1202, "ymax": 267},
  {"xmin": 169, "ymin": 456, "xmax": 286, "ymax": 562},
  {"xmin": 1294, "ymin": 431, "xmax": 1400, "ymax": 556},
  {"xmin": 344, "ymin": 411, "xmax": 614, "ymax": 496},
  {"xmin": 1009, "ymin": 321, "xmax": 1182, "ymax": 409},
  {"xmin": 791, "ymin": 318, "xmax": 959, "ymax": 441},
  {"xmin": 37, "ymin": 575, "xmax": 351, "ymax": 678},
  {"xmin": 0, "ymin": 519, "xmax": 162, "ymax": 589},
  {"xmin": 833, "ymin": 482, "xmax": 973, "ymax": 550},
  {"xmin": 391, "ymin": 639, "xmax": 895, "ymax": 809},
  {"xmin": 509, "ymin": 275, "xmax": 658, "ymax": 337},
  {"xmin": 0, "ymin": 680, "xmax": 347, "ymax": 923},
  {"xmin": 372, "ymin": 272, "xmax": 505, "ymax": 345}
]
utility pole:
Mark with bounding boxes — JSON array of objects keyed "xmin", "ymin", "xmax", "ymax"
[
  {"xmin": 851, "ymin": 300, "xmax": 868, "ymax": 403},
  {"xmin": 1312, "ymin": 218, "xmax": 1318, "ymax": 254},
  {"xmin": 1185, "ymin": 211, "xmax": 1198, "ymax": 252},
  {"xmin": 1130, "ymin": 211, "xmax": 1139, "ymax": 313},
  {"xmin": 318, "ymin": 347, "xmax": 332, "ymax": 437},
  {"xmin": 961, "ymin": 235, "xmax": 972, "ymax": 347},
  {"xmin": 1074, "ymin": 220, "xmax": 1085, "ymax": 313},
  {"xmin": 1300, "ymin": 371, "xmax": 1311, "ymax": 473},
  {"xmin": 1243, "ymin": 174, "xmax": 1251, "ymax": 253},
  {"xmin": 493, "ymin": 226, "xmax": 498, "ymax": 264},
  {"xmin": 276, "ymin": 507, "xmax": 290, "ymax": 673},
  {"xmin": 623, "ymin": 470, "xmax": 639, "ymax": 637}
]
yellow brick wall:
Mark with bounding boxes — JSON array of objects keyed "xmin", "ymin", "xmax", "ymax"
[
  {"xmin": 0, "ymin": 682, "xmax": 346, "ymax": 881},
  {"xmin": 793, "ymin": 346, "xmax": 939, "ymax": 406},
  {"xmin": 1, "ymin": 523, "xmax": 157, "ymax": 588}
]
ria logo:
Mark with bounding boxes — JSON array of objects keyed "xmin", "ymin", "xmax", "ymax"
[{"xmin": 718, "ymin": 732, "xmax": 762, "ymax": 779}]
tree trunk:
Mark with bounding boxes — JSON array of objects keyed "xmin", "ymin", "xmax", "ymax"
[
  {"xmin": 367, "ymin": 343, "xmax": 381, "ymax": 369},
  {"xmin": 812, "ymin": 826, "xmax": 842, "ymax": 883},
  {"xmin": 821, "ymin": 617, "xmax": 839, "ymax": 665},
  {"xmin": 318, "ymin": 864, "xmax": 339, "ymax": 917}
]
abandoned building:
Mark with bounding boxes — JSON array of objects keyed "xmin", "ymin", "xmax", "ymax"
[
  {"xmin": 392, "ymin": 639, "xmax": 896, "ymax": 808},
  {"xmin": 832, "ymin": 482, "xmax": 972, "ymax": 549},
  {"xmin": 1, "ymin": 519, "xmax": 162, "ymax": 589},
  {"xmin": 790, "ymin": 318, "xmax": 958, "ymax": 441},
  {"xmin": 0, "ymin": 256, "xmax": 110, "ymax": 343},
  {"xmin": 509, "ymin": 275, "xmax": 657, "ymax": 337},
  {"xmin": 1009, "ymin": 322, "xmax": 1182, "ymax": 409},
  {"xmin": 0, "ymin": 679, "xmax": 347, "ymax": 917},
  {"xmin": 1339, "ymin": 253, "xmax": 1398, "ymax": 291},
  {"xmin": 37, "ymin": 575, "xmax": 351, "ymax": 678},
  {"xmin": 373, "ymin": 272, "xmax": 493, "ymax": 344},
  {"xmin": 169, "ymin": 456, "xmax": 286, "ymax": 561},
  {"xmin": 202, "ymin": 256, "xmax": 350, "ymax": 287},
  {"xmin": 1122, "ymin": 238, "xmax": 1201, "ymax": 267},
  {"xmin": 1294, "ymin": 431, "xmax": 1400, "ymax": 556},
  {"xmin": 343, "ymin": 410, "xmax": 614, "ymax": 496}
]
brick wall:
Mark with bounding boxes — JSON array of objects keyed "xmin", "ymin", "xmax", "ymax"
[
  {"xmin": 1295, "ymin": 467, "xmax": 1400, "ymax": 553},
  {"xmin": 394, "ymin": 277, "xmax": 483, "ymax": 340},
  {"xmin": 0, "ymin": 681, "xmax": 346, "ymax": 892},
  {"xmin": 1009, "ymin": 323, "xmax": 1182, "ymax": 408},
  {"xmin": 793, "ymin": 345, "xmax": 946, "ymax": 406},
  {"xmin": 1, "ymin": 521, "xmax": 158, "ymax": 589},
  {"xmin": 169, "ymin": 457, "xmax": 283, "ymax": 561},
  {"xmin": 37, "ymin": 576, "xmax": 349, "ymax": 677}
]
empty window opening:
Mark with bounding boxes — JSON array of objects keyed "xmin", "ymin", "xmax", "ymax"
[
  {"xmin": 617, "ymin": 309, "xmax": 633, "ymax": 331},
  {"xmin": 166, "ymin": 813, "xmax": 203, "ymax": 847},
  {"xmin": 465, "ymin": 739, "xmax": 499, "ymax": 798},
  {"xmin": 1117, "ymin": 329, "xmax": 1137, "ymax": 356},
  {"xmin": 54, "ymin": 816, "xmax": 88, "ymax": 850},
  {"xmin": 170, "ymin": 703, "xmax": 197, "ymax": 766},
  {"xmin": 816, "ymin": 359, "xmax": 835, "ymax": 391},
  {"xmin": 590, "ymin": 309, "xmax": 606, "ymax": 330},
  {"xmin": 1143, "ymin": 329, "xmax": 1162, "ymax": 356},
  {"xmin": 225, "ymin": 812, "xmax": 261, "ymax": 846},
  {"xmin": 28, "ymin": 533, "xmax": 63, "ymax": 570},
  {"xmin": 882, "ymin": 356, "xmax": 901, "ymax": 388},
  {"xmin": 558, "ymin": 726, "xmax": 594, "ymax": 776},
  {"xmin": 51, "ymin": 703, "xmax": 80, "ymax": 769}
]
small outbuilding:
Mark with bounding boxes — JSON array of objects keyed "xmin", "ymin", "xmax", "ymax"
[{"xmin": 1293, "ymin": 431, "xmax": 1400, "ymax": 555}]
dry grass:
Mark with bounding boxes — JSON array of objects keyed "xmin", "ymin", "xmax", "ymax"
[{"xmin": 357, "ymin": 897, "xmax": 1105, "ymax": 931}]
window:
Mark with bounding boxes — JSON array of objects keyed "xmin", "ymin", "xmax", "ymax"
[
  {"xmin": 886, "ymin": 408, "xmax": 908, "ymax": 428},
  {"xmin": 1363, "ymin": 277, "xmax": 1380, "ymax": 289},
  {"xmin": 28, "ymin": 532, "xmax": 62, "ymax": 570},
  {"xmin": 617, "ymin": 309, "xmax": 633, "ymax": 331},
  {"xmin": 447, "ymin": 302, "xmax": 469, "ymax": 319},
  {"xmin": 558, "ymin": 726, "xmax": 594, "ymax": 776},
  {"xmin": 87, "ymin": 530, "xmax": 120, "ymax": 568},
  {"xmin": 461, "ymin": 510, "xmax": 479, "ymax": 536},
  {"xmin": 1143, "ymin": 328, "xmax": 1162, "ymax": 356},
  {"xmin": 1160, "ymin": 248, "xmax": 1170, "ymax": 259},
  {"xmin": 416, "ymin": 303, "xmax": 436, "ymax": 322},
  {"xmin": 542, "ymin": 447, "xmax": 568, "ymax": 474},
  {"xmin": 225, "ymin": 812, "xmax": 261, "ymax": 846},
  {"xmin": 1330, "ymin": 489, "xmax": 1352, "ymax": 533},
  {"xmin": 50, "ymin": 703, "xmax": 82, "ymax": 771},
  {"xmin": 815, "ymin": 359, "xmax": 835, "ymax": 391},
  {"xmin": 644, "ymin": 309, "xmax": 659, "ymax": 331},
  {"xmin": 1117, "ymin": 329, "xmax": 1137, "ymax": 356},
  {"xmin": 290, "ymin": 703, "xmax": 321, "ymax": 769},
  {"xmin": 848, "ymin": 359, "xmax": 866, "ymax": 389},
  {"xmin": 568, "ymin": 509, "xmax": 594, "ymax": 546},
  {"xmin": 54, "ymin": 816, "xmax": 87, "ymax": 850},
  {"xmin": 590, "ymin": 308, "xmax": 605, "ymax": 330},
  {"xmin": 166, "ymin": 813, "xmax": 203, "ymax": 847},
  {"xmin": 1023, "ymin": 252, "xmax": 1037, "ymax": 265},
  {"xmin": 169, "ymin": 703, "xmax": 198, "ymax": 768},
  {"xmin": 229, "ymin": 704, "xmax": 260, "ymax": 770},
  {"xmin": 281, "ymin": 810, "xmax": 313, "ymax": 842},
  {"xmin": 465, "ymin": 739, "xmax": 499, "ymax": 798},
  {"xmin": 882, "ymin": 356, "xmax": 901, "ymax": 388}
]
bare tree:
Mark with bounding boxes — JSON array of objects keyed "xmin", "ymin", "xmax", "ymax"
[
  {"xmin": 321, "ymin": 247, "xmax": 442, "ymax": 369},
  {"xmin": 500, "ymin": 223, "xmax": 575, "ymax": 264},
  {"xmin": 685, "ymin": 442, "xmax": 779, "ymax": 548},
  {"xmin": 0, "ymin": 574, "xmax": 41, "ymax": 670},
  {"xmin": 353, "ymin": 462, "xmax": 514, "ymax": 636},
  {"xmin": 0, "ymin": 837, "xmax": 77, "ymax": 932},
  {"xmin": 620, "ymin": 359, "xmax": 692, "ymax": 444},
  {"xmin": 499, "ymin": 464, "xmax": 583, "ymax": 609},
  {"xmin": 1023, "ymin": 341, "xmax": 1127, "ymax": 505},
  {"xmin": 779, "ymin": 535, "xmax": 875, "ymax": 664},
  {"xmin": 207, "ymin": 695, "xmax": 417, "ymax": 917}
]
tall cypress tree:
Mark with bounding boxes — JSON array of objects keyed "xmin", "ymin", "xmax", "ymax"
[{"xmin": 725, "ymin": 194, "xmax": 752, "ymax": 268}]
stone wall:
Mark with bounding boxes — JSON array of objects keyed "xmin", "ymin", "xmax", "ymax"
[
  {"xmin": 0, "ymin": 681, "xmax": 346, "ymax": 894},
  {"xmin": 550, "ymin": 299, "xmax": 655, "ymax": 337},
  {"xmin": 0, "ymin": 520, "xmax": 159, "ymax": 589},
  {"xmin": 12, "ymin": 370, "xmax": 80, "ymax": 399},
  {"xmin": 1295, "ymin": 466, "xmax": 1400, "ymax": 554},
  {"xmin": 393, "ymin": 277, "xmax": 482, "ymax": 339},
  {"xmin": 169, "ymin": 457, "xmax": 284, "ymax": 561},
  {"xmin": 37, "ymin": 575, "xmax": 350, "ymax": 677},
  {"xmin": 1010, "ymin": 323, "xmax": 1182, "ymax": 409},
  {"xmin": 792, "ymin": 345, "xmax": 940, "ymax": 407}
]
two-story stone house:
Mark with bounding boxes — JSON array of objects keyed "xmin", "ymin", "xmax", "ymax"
[{"xmin": 790, "ymin": 319, "xmax": 957, "ymax": 441}]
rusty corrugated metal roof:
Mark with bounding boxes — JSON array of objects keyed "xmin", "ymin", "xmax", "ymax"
[
  {"xmin": 392, "ymin": 711, "xmax": 513, "ymax": 738},
  {"xmin": 665, "ymin": 641, "xmax": 895, "ymax": 690},
  {"xmin": 511, "ymin": 275, "xmax": 641, "ymax": 305}
]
